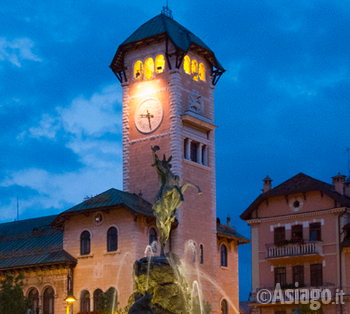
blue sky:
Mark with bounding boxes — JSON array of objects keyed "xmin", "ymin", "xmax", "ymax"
[{"xmin": 2, "ymin": 0, "xmax": 350, "ymax": 301}]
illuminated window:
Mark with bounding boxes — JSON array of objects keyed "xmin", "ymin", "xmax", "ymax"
[
  {"xmin": 80, "ymin": 230, "xmax": 91, "ymax": 255},
  {"xmin": 80, "ymin": 290, "xmax": 90, "ymax": 312},
  {"xmin": 43, "ymin": 287, "xmax": 55, "ymax": 314},
  {"xmin": 220, "ymin": 244, "xmax": 227, "ymax": 267},
  {"xmin": 183, "ymin": 55, "xmax": 191, "ymax": 74},
  {"xmin": 199, "ymin": 63, "xmax": 205, "ymax": 81},
  {"xmin": 191, "ymin": 59, "xmax": 198, "ymax": 81},
  {"xmin": 134, "ymin": 60, "xmax": 143, "ymax": 79},
  {"xmin": 145, "ymin": 58, "xmax": 154, "ymax": 79},
  {"xmin": 155, "ymin": 55, "xmax": 165, "ymax": 73}
]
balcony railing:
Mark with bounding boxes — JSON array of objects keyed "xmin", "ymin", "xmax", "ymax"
[{"xmin": 266, "ymin": 241, "xmax": 323, "ymax": 259}]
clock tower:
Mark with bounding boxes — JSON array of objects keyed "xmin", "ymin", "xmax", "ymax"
[{"xmin": 110, "ymin": 7, "xmax": 225, "ymax": 307}]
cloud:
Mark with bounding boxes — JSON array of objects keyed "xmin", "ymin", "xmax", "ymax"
[{"xmin": 0, "ymin": 37, "xmax": 42, "ymax": 67}]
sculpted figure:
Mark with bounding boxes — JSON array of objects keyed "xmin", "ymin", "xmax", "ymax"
[
  {"xmin": 151, "ymin": 146, "xmax": 201, "ymax": 256},
  {"xmin": 128, "ymin": 292, "xmax": 154, "ymax": 314}
]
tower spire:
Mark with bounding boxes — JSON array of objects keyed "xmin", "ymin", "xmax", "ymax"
[{"xmin": 161, "ymin": 0, "xmax": 173, "ymax": 19}]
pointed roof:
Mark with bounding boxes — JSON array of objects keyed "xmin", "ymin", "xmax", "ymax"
[
  {"xmin": 110, "ymin": 13, "xmax": 224, "ymax": 74},
  {"xmin": 240, "ymin": 173, "xmax": 350, "ymax": 220},
  {"xmin": 51, "ymin": 188, "xmax": 153, "ymax": 229}
]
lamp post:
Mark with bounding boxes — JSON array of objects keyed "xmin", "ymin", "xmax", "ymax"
[{"xmin": 65, "ymin": 293, "xmax": 77, "ymax": 314}]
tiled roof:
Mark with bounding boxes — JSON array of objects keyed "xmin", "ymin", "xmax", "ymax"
[
  {"xmin": 51, "ymin": 188, "xmax": 154, "ymax": 228},
  {"xmin": 216, "ymin": 222, "xmax": 250, "ymax": 244},
  {"xmin": 0, "ymin": 215, "xmax": 76, "ymax": 270},
  {"xmin": 241, "ymin": 173, "xmax": 350, "ymax": 220},
  {"xmin": 110, "ymin": 13, "xmax": 224, "ymax": 73}
]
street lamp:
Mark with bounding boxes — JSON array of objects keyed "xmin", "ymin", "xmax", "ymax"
[{"xmin": 65, "ymin": 292, "xmax": 77, "ymax": 314}]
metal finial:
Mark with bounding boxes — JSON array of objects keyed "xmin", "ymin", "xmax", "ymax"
[{"xmin": 161, "ymin": 0, "xmax": 173, "ymax": 19}]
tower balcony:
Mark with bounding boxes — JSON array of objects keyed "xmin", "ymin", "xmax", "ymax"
[{"xmin": 265, "ymin": 241, "xmax": 323, "ymax": 259}]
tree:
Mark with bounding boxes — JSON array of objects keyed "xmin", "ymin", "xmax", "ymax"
[{"xmin": 0, "ymin": 273, "xmax": 30, "ymax": 314}]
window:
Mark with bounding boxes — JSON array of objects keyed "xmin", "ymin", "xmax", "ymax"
[
  {"xmin": 191, "ymin": 59, "xmax": 198, "ymax": 81},
  {"xmin": 134, "ymin": 60, "xmax": 143, "ymax": 79},
  {"xmin": 200, "ymin": 244, "xmax": 204, "ymax": 264},
  {"xmin": 221, "ymin": 299, "xmax": 228, "ymax": 314},
  {"xmin": 199, "ymin": 63, "xmax": 205, "ymax": 81},
  {"xmin": 190, "ymin": 141, "xmax": 198, "ymax": 162},
  {"xmin": 145, "ymin": 57, "xmax": 154, "ymax": 79},
  {"xmin": 107, "ymin": 227, "xmax": 118, "ymax": 252},
  {"xmin": 149, "ymin": 228, "xmax": 157, "ymax": 247},
  {"xmin": 183, "ymin": 55, "xmax": 191, "ymax": 74},
  {"xmin": 105, "ymin": 287, "xmax": 118, "ymax": 313},
  {"xmin": 80, "ymin": 230, "xmax": 91, "ymax": 255},
  {"xmin": 220, "ymin": 244, "xmax": 227, "ymax": 267},
  {"xmin": 291, "ymin": 225, "xmax": 303, "ymax": 243},
  {"xmin": 274, "ymin": 227, "xmax": 286, "ymax": 245},
  {"xmin": 293, "ymin": 265, "xmax": 304, "ymax": 286},
  {"xmin": 310, "ymin": 264, "xmax": 323, "ymax": 287},
  {"xmin": 275, "ymin": 311, "xmax": 286, "ymax": 314},
  {"xmin": 274, "ymin": 267, "xmax": 286, "ymax": 288},
  {"xmin": 81, "ymin": 290, "xmax": 90, "ymax": 312},
  {"xmin": 155, "ymin": 55, "xmax": 165, "ymax": 73},
  {"xmin": 28, "ymin": 288, "xmax": 39, "ymax": 313},
  {"xmin": 43, "ymin": 286, "xmax": 55, "ymax": 314},
  {"xmin": 310, "ymin": 223, "xmax": 321, "ymax": 241},
  {"xmin": 93, "ymin": 289, "xmax": 103, "ymax": 311}
]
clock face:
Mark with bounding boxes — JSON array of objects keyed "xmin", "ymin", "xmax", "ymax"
[{"xmin": 135, "ymin": 98, "xmax": 163, "ymax": 134}]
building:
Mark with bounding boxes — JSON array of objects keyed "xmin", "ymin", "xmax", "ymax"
[
  {"xmin": 0, "ymin": 8, "xmax": 249, "ymax": 314},
  {"xmin": 241, "ymin": 173, "xmax": 350, "ymax": 314}
]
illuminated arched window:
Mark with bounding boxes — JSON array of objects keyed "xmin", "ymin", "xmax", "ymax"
[
  {"xmin": 43, "ymin": 286, "xmax": 55, "ymax": 314},
  {"xmin": 183, "ymin": 55, "xmax": 191, "ymax": 74},
  {"xmin": 191, "ymin": 59, "xmax": 198, "ymax": 81},
  {"xmin": 134, "ymin": 60, "xmax": 144, "ymax": 79},
  {"xmin": 28, "ymin": 288, "xmax": 39, "ymax": 313},
  {"xmin": 145, "ymin": 58, "xmax": 154, "ymax": 79},
  {"xmin": 93, "ymin": 289, "xmax": 103, "ymax": 311},
  {"xmin": 220, "ymin": 244, "xmax": 227, "ymax": 267},
  {"xmin": 81, "ymin": 290, "xmax": 90, "ymax": 312},
  {"xmin": 107, "ymin": 227, "xmax": 118, "ymax": 252},
  {"xmin": 155, "ymin": 55, "xmax": 165, "ymax": 73},
  {"xmin": 80, "ymin": 230, "xmax": 91, "ymax": 255},
  {"xmin": 199, "ymin": 63, "xmax": 205, "ymax": 81},
  {"xmin": 221, "ymin": 299, "xmax": 228, "ymax": 314}
]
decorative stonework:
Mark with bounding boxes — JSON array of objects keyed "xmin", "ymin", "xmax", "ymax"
[
  {"xmin": 122, "ymin": 83, "xmax": 130, "ymax": 192},
  {"xmin": 187, "ymin": 89, "xmax": 204, "ymax": 114},
  {"xmin": 129, "ymin": 132, "xmax": 169, "ymax": 145}
]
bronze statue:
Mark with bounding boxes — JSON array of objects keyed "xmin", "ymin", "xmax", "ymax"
[{"xmin": 151, "ymin": 146, "xmax": 201, "ymax": 256}]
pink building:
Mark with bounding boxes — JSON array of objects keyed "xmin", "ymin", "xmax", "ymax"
[{"xmin": 241, "ymin": 173, "xmax": 350, "ymax": 314}]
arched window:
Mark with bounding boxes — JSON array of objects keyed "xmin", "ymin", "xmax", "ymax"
[
  {"xmin": 81, "ymin": 290, "xmax": 90, "ymax": 312},
  {"xmin": 105, "ymin": 287, "xmax": 118, "ymax": 313},
  {"xmin": 145, "ymin": 58, "xmax": 154, "ymax": 79},
  {"xmin": 220, "ymin": 244, "xmax": 227, "ymax": 267},
  {"xmin": 93, "ymin": 289, "xmax": 103, "ymax": 311},
  {"xmin": 199, "ymin": 63, "xmax": 205, "ymax": 81},
  {"xmin": 43, "ymin": 286, "xmax": 55, "ymax": 314},
  {"xmin": 28, "ymin": 288, "xmax": 39, "ymax": 313},
  {"xmin": 200, "ymin": 244, "xmax": 204, "ymax": 264},
  {"xmin": 183, "ymin": 55, "xmax": 191, "ymax": 74},
  {"xmin": 155, "ymin": 54, "xmax": 165, "ymax": 73},
  {"xmin": 107, "ymin": 227, "xmax": 118, "ymax": 252},
  {"xmin": 221, "ymin": 299, "xmax": 228, "ymax": 314},
  {"xmin": 81, "ymin": 230, "xmax": 91, "ymax": 255},
  {"xmin": 191, "ymin": 59, "xmax": 198, "ymax": 81},
  {"xmin": 134, "ymin": 60, "xmax": 144, "ymax": 79},
  {"xmin": 149, "ymin": 228, "xmax": 157, "ymax": 246}
]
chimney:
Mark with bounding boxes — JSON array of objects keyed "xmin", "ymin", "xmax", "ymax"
[
  {"xmin": 332, "ymin": 173, "xmax": 346, "ymax": 195},
  {"xmin": 344, "ymin": 180, "xmax": 350, "ymax": 197},
  {"xmin": 227, "ymin": 215, "xmax": 231, "ymax": 227},
  {"xmin": 263, "ymin": 175, "xmax": 272, "ymax": 193}
]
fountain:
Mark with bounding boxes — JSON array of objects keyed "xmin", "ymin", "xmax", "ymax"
[{"xmin": 127, "ymin": 146, "xmax": 205, "ymax": 314}]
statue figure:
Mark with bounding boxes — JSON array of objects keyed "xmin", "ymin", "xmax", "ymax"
[
  {"xmin": 128, "ymin": 292, "xmax": 154, "ymax": 314},
  {"xmin": 151, "ymin": 146, "xmax": 201, "ymax": 256}
]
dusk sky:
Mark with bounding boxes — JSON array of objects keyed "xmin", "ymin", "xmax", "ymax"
[{"xmin": 2, "ymin": 0, "xmax": 350, "ymax": 300}]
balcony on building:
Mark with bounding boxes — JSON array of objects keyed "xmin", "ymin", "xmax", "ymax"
[{"xmin": 265, "ymin": 240, "xmax": 323, "ymax": 259}]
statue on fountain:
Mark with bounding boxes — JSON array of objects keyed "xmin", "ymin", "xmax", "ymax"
[{"xmin": 151, "ymin": 146, "xmax": 201, "ymax": 256}]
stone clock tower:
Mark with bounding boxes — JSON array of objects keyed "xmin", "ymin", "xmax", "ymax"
[{"xmin": 110, "ymin": 7, "xmax": 225, "ymax": 304}]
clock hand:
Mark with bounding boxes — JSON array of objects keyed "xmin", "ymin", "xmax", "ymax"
[{"xmin": 140, "ymin": 110, "xmax": 154, "ymax": 130}]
